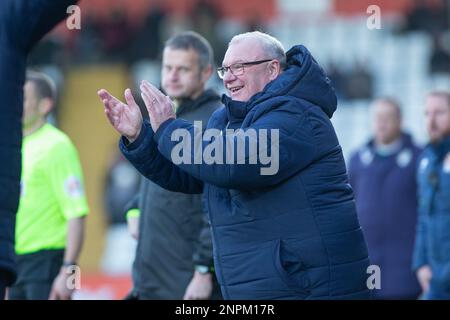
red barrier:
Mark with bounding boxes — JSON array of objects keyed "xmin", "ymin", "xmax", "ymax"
[{"xmin": 73, "ymin": 273, "xmax": 132, "ymax": 300}]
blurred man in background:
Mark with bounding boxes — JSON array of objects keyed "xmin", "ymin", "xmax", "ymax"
[
  {"xmin": 124, "ymin": 31, "xmax": 222, "ymax": 300},
  {"xmin": 8, "ymin": 72, "xmax": 88, "ymax": 300},
  {"xmin": 0, "ymin": 0, "xmax": 79, "ymax": 300},
  {"xmin": 349, "ymin": 97, "xmax": 422, "ymax": 299},
  {"xmin": 413, "ymin": 91, "xmax": 450, "ymax": 300}
]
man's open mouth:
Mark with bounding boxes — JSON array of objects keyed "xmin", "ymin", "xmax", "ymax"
[{"xmin": 229, "ymin": 86, "xmax": 243, "ymax": 94}]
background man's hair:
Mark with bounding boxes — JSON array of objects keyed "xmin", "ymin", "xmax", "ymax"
[
  {"xmin": 26, "ymin": 70, "xmax": 57, "ymax": 101},
  {"xmin": 164, "ymin": 31, "xmax": 214, "ymax": 70},
  {"xmin": 427, "ymin": 90, "xmax": 450, "ymax": 107},
  {"xmin": 229, "ymin": 31, "xmax": 287, "ymax": 70},
  {"xmin": 373, "ymin": 96, "xmax": 402, "ymax": 119}
]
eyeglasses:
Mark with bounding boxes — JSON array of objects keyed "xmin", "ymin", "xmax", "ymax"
[{"xmin": 217, "ymin": 59, "xmax": 273, "ymax": 79}]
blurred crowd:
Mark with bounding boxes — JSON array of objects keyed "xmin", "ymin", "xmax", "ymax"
[
  {"xmin": 397, "ymin": 0, "xmax": 450, "ymax": 74},
  {"xmin": 326, "ymin": 0, "xmax": 450, "ymax": 102},
  {"xmin": 28, "ymin": 0, "xmax": 263, "ymax": 68},
  {"xmin": 28, "ymin": 0, "xmax": 450, "ymax": 104}
]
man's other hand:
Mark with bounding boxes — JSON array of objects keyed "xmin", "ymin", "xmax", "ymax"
[
  {"xmin": 98, "ymin": 88, "xmax": 143, "ymax": 142},
  {"xmin": 417, "ymin": 265, "xmax": 432, "ymax": 293},
  {"xmin": 183, "ymin": 271, "xmax": 213, "ymax": 300},
  {"xmin": 49, "ymin": 268, "xmax": 74, "ymax": 300},
  {"xmin": 139, "ymin": 80, "xmax": 175, "ymax": 132}
]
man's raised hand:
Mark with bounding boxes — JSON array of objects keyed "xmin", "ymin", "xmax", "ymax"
[
  {"xmin": 139, "ymin": 80, "xmax": 175, "ymax": 132},
  {"xmin": 98, "ymin": 88, "xmax": 143, "ymax": 142}
]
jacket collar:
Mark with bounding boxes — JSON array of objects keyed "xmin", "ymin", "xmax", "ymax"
[{"xmin": 221, "ymin": 95, "xmax": 249, "ymax": 123}]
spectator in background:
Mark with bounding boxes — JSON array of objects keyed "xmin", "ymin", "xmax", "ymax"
[
  {"xmin": 103, "ymin": 152, "xmax": 141, "ymax": 225},
  {"xmin": 191, "ymin": 0, "xmax": 227, "ymax": 67},
  {"xmin": 413, "ymin": 91, "xmax": 450, "ymax": 300},
  {"xmin": 326, "ymin": 61, "xmax": 348, "ymax": 101},
  {"xmin": 402, "ymin": 0, "xmax": 449, "ymax": 35},
  {"xmin": 345, "ymin": 61, "xmax": 374, "ymax": 101},
  {"xmin": 100, "ymin": 150, "xmax": 140, "ymax": 275},
  {"xmin": 99, "ymin": 5, "xmax": 132, "ymax": 63},
  {"xmin": 128, "ymin": 0, "xmax": 167, "ymax": 63},
  {"xmin": 27, "ymin": 34, "xmax": 65, "ymax": 68},
  {"xmin": 8, "ymin": 71, "xmax": 88, "ymax": 300},
  {"xmin": 122, "ymin": 31, "xmax": 222, "ymax": 300},
  {"xmin": 73, "ymin": 13, "xmax": 102, "ymax": 64},
  {"xmin": 430, "ymin": 33, "xmax": 450, "ymax": 75},
  {"xmin": 244, "ymin": 13, "xmax": 266, "ymax": 33},
  {"xmin": 349, "ymin": 98, "xmax": 422, "ymax": 300},
  {"xmin": 326, "ymin": 60, "xmax": 374, "ymax": 102}
]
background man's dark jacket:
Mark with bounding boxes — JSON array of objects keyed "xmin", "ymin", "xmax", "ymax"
[
  {"xmin": 349, "ymin": 133, "xmax": 422, "ymax": 299},
  {"xmin": 0, "ymin": 0, "xmax": 77, "ymax": 288},
  {"xmin": 127, "ymin": 90, "xmax": 221, "ymax": 299}
]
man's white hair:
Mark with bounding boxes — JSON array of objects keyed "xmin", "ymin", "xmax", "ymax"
[{"xmin": 229, "ymin": 31, "xmax": 286, "ymax": 69}]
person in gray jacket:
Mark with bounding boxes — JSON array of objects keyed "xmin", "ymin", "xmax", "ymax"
[{"xmin": 124, "ymin": 31, "xmax": 222, "ymax": 300}]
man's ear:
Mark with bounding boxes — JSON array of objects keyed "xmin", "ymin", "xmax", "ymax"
[
  {"xmin": 268, "ymin": 60, "xmax": 281, "ymax": 80},
  {"xmin": 38, "ymin": 97, "xmax": 54, "ymax": 116},
  {"xmin": 201, "ymin": 64, "xmax": 213, "ymax": 84}
]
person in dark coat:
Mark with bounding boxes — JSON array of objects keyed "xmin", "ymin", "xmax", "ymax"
[
  {"xmin": 124, "ymin": 31, "xmax": 222, "ymax": 300},
  {"xmin": 99, "ymin": 31, "xmax": 371, "ymax": 300},
  {"xmin": 348, "ymin": 98, "xmax": 422, "ymax": 299},
  {"xmin": 413, "ymin": 91, "xmax": 450, "ymax": 300},
  {"xmin": 0, "ymin": 0, "xmax": 78, "ymax": 299}
]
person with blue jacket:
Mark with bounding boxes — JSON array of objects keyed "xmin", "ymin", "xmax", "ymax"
[
  {"xmin": 98, "ymin": 31, "xmax": 371, "ymax": 299},
  {"xmin": 349, "ymin": 98, "xmax": 422, "ymax": 299},
  {"xmin": 413, "ymin": 91, "xmax": 450, "ymax": 300},
  {"xmin": 0, "ymin": 0, "xmax": 78, "ymax": 299}
]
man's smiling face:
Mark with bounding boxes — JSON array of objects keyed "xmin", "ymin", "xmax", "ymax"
[{"xmin": 221, "ymin": 39, "xmax": 276, "ymax": 102}]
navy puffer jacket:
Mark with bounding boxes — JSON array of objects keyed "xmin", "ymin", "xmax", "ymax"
[
  {"xmin": 349, "ymin": 133, "xmax": 422, "ymax": 299},
  {"xmin": 121, "ymin": 45, "xmax": 371, "ymax": 299}
]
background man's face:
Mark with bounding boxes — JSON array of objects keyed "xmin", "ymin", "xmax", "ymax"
[
  {"xmin": 425, "ymin": 95, "xmax": 450, "ymax": 143},
  {"xmin": 23, "ymin": 81, "xmax": 41, "ymax": 128},
  {"xmin": 161, "ymin": 47, "xmax": 206, "ymax": 100},
  {"xmin": 222, "ymin": 40, "xmax": 274, "ymax": 102},
  {"xmin": 372, "ymin": 101, "xmax": 401, "ymax": 145}
]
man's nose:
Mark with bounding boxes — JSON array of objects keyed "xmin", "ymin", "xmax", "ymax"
[
  {"xmin": 223, "ymin": 69, "xmax": 236, "ymax": 83},
  {"xmin": 169, "ymin": 69, "xmax": 179, "ymax": 81}
]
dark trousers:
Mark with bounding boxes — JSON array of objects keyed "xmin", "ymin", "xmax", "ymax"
[
  {"xmin": 126, "ymin": 277, "xmax": 223, "ymax": 300},
  {"xmin": 0, "ymin": 273, "xmax": 7, "ymax": 300},
  {"xmin": 8, "ymin": 281, "xmax": 54, "ymax": 300},
  {"xmin": 8, "ymin": 249, "xmax": 64, "ymax": 300}
]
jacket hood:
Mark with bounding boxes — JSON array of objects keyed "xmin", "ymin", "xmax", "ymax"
[{"xmin": 222, "ymin": 45, "xmax": 338, "ymax": 119}]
